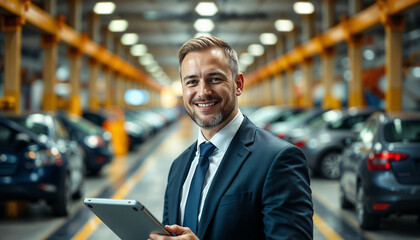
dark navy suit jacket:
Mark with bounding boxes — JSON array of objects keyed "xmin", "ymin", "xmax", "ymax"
[{"xmin": 163, "ymin": 117, "xmax": 313, "ymax": 239}]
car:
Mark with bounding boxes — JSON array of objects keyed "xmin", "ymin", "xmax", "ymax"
[
  {"xmin": 83, "ymin": 108, "xmax": 129, "ymax": 156},
  {"xmin": 339, "ymin": 111, "xmax": 420, "ymax": 230},
  {"xmin": 287, "ymin": 108, "xmax": 381, "ymax": 179},
  {"xmin": 0, "ymin": 113, "xmax": 84, "ymax": 216},
  {"xmin": 56, "ymin": 111, "xmax": 114, "ymax": 175},
  {"xmin": 247, "ymin": 105, "xmax": 305, "ymax": 129},
  {"xmin": 268, "ymin": 108, "xmax": 328, "ymax": 139}
]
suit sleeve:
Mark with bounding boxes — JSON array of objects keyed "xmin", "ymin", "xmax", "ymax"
[
  {"xmin": 261, "ymin": 145, "xmax": 313, "ymax": 239},
  {"xmin": 162, "ymin": 161, "xmax": 175, "ymax": 226}
]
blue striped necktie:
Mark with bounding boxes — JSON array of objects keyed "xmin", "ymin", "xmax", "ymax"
[{"xmin": 183, "ymin": 142, "xmax": 216, "ymax": 234}]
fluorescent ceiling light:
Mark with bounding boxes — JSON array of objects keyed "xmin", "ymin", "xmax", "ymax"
[
  {"xmin": 363, "ymin": 49, "xmax": 375, "ymax": 60},
  {"xmin": 108, "ymin": 19, "xmax": 128, "ymax": 32},
  {"xmin": 195, "ymin": 2, "xmax": 218, "ymax": 16},
  {"xmin": 194, "ymin": 19, "xmax": 215, "ymax": 32},
  {"xmin": 275, "ymin": 19, "xmax": 294, "ymax": 32},
  {"xmin": 247, "ymin": 44, "xmax": 265, "ymax": 57},
  {"xmin": 239, "ymin": 53, "xmax": 254, "ymax": 66},
  {"xmin": 194, "ymin": 32, "xmax": 212, "ymax": 38},
  {"xmin": 94, "ymin": 2, "xmax": 116, "ymax": 15},
  {"xmin": 260, "ymin": 33, "xmax": 278, "ymax": 45},
  {"xmin": 130, "ymin": 44, "xmax": 148, "ymax": 56},
  {"xmin": 121, "ymin": 33, "xmax": 138, "ymax": 45},
  {"xmin": 140, "ymin": 53, "xmax": 155, "ymax": 66},
  {"xmin": 293, "ymin": 2, "xmax": 315, "ymax": 14}
]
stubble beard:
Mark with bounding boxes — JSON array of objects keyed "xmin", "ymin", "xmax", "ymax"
[{"xmin": 187, "ymin": 95, "xmax": 236, "ymax": 129}]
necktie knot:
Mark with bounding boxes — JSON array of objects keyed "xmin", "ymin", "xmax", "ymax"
[{"xmin": 199, "ymin": 142, "xmax": 216, "ymax": 160}]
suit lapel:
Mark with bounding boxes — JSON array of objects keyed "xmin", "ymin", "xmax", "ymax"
[
  {"xmin": 168, "ymin": 142, "xmax": 197, "ymax": 225},
  {"xmin": 197, "ymin": 118, "xmax": 255, "ymax": 238}
]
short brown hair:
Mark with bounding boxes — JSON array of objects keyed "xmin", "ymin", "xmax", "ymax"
[{"xmin": 178, "ymin": 36, "xmax": 239, "ymax": 78}]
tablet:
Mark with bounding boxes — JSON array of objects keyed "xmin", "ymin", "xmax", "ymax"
[{"xmin": 84, "ymin": 198, "xmax": 171, "ymax": 239}]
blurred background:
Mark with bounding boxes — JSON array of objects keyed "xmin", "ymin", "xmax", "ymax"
[{"xmin": 1, "ymin": 0, "xmax": 420, "ymax": 240}]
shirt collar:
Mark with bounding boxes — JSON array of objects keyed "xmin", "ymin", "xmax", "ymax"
[{"xmin": 197, "ymin": 109, "xmax": 244, "ymax": 153}]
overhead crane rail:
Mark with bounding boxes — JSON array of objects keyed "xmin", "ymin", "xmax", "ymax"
[
  {"xmin": 246, "ymin": 0, "xmax": 420, "ymax": 86},
  {"xmin": 0, "ymin": 0, "xmax": 161, "ymax": 90}
]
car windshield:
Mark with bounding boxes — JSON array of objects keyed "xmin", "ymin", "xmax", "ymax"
[
  {"xmin": 67, "ymin": 115, "xmax": 104, "ymax": 135},
  {"xmin": 384, "ymin": 119, "xmax": 420, "ymax": 143},
  {"xmin": 11, "ymin": 115, "xmax": 49, "ymax": 136},
  {"xmin": 306, "ymin": 110, "xmax": 341, "ymax": 131}
]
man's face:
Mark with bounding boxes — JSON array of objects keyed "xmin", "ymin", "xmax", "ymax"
[{"xmin": 180, "ymin": 48, "xmax": 243, "ymax": 131}]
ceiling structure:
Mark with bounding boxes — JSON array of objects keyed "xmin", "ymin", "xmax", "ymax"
[{"xmin": 7, "ymin": 0, "xmax": 420, "ymax": 89}]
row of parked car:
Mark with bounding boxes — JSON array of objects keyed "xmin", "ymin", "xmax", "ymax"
[
  {"xmin": 245, "ymin": 105, "xmax": 420, "ymax": 230},
  {"xmin": 0, "ymin": 107, "xmax": 179, "ymax": 217}
]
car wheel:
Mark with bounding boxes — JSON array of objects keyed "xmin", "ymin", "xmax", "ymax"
[
  {"xmin": 319, "ymin": 151, "xmax": 341, "ymax": 179},
  {"xmin": 356, "ymin": 185, "xmax": 380, "ymax": 230},
  {"xmin": 51, "ymin": 174, "xmax": 71, "ymax": 217},
  {"xmin": 339, "ymin": 186, "xmax": 353, "ymax": 209}
]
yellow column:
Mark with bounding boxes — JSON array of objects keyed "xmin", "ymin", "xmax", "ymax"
[
  {"xmin": 347, "ymin": 36, "xmax": 364, "ymax": 107},
  {"xmin": 103, "ymin": 67, "xmax": 113, "ymax": 108},
  {"xmin": 1, "ymin": 15, "xmax": 23, "ymax": 114},
  {"xmin": 286, "ymin": 67, "xmax": 297, "ymax": 107},
  {"xmin": 384, "ymin": 15, "xmax": 405, "ymax": 112},
  {"xmin": 321, "ymin": 49, "xmax": 336, "ymax": 109},
  {"xmin": 68, "ymin": 48, "xmax": 82, "ymax": 115},
  {"xmin": 273, "ymin": 73, "xmax": 284, "ymax": 106},
  {"xmin": 263, "ymin": 79, "xmax": 272, "ymax": 106},
  {"xmin": 87, "ymin": 58, "xmax": 100, "ymax": 111},
  {"xmin": 301, "ymin": 58, "xmax": 314, "ymax": 108},
  {"xmin": 41, "ymin": 34, "xmax": 59, "ymax": 111}
]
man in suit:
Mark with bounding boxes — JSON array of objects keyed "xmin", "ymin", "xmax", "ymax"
[{"xmin": 149, "ymin": 36, "xmax": 313, "ymax": 240}]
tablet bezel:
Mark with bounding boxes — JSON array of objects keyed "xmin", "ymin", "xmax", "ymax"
[{"xmin": 83, "ymin": 198, "xmax": 171, "ymax": 239}]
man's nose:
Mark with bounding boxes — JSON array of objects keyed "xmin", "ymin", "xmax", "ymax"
[{"xmin": 197, "ymin": 81, "xmax": 212, "ymax": 97}]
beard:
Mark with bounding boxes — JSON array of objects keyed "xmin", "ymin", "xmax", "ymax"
[{"xmin": 187, "ymin": 95, "xmax": 236, "ymax": 129}]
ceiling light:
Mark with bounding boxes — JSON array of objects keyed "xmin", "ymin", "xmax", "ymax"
[
  {"xmin": 293, "ymin": 1, "xmax": 315, "ymax": 15},
  {"xmin": 363, "ymin": 49, "xmax": 375, "ymax": 60},
  {"xmin": 239, "ymin": 53, "xmax": 254, "ymax": 66},
  {"xmin": 194, "ymin": 32, "xmax": 212, "ymax": 38},
  {"xmin": 275, "ymin": 19, "xmax": 294, "ymax": 32},
  {"xmin": 108, "ymin": 19, "xmax": 128, "ymax": 32},
  {"xmin": 259, "ymin": 33, "xmax": 278, "ymax": 45},
  {"xmin": 140, "ymin": 53, "xmax": 155, "ymax": 65},
  {"xmin": 130, "ymin": 44, "xmax": 148, "ymax": 56},
  {"xmin": 194, "ymin": 19, "xmax": 215, "ymax": 32},
  {"xmin": 195, "ymin": 2, "xmax": 218, "ymax": 16},
  {"xmin": 412, "ymin": 67, "xmax": 420, "ymax": 78},
  {"xmin": 94, "ymin": 2, "xmax": 116, "ymax": 15},
  {"xmin": 247, "ymin": 44, "xmax": 265, "ymax": 57},
  {"xmin": 121, "ymin": 33, "xmax": 138, "ymax": 45}
]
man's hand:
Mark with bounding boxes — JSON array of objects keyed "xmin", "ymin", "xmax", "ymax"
[{"xmin": 148, "ymin": 225, "xmax": 199, "ymax": 240}]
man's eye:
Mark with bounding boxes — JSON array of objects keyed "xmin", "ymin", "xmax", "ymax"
[
  {"xmin": 209, "ymin": 78, "xmax": 221, "ymax": 82},
  {"xmin": 185, "ymin": 80, "xmax": 198, "ymax": 86}
]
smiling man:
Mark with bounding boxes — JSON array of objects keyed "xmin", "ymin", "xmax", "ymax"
[{"xmin": 149, "ymin": 36, "xmax": 313, "ymax": 240}]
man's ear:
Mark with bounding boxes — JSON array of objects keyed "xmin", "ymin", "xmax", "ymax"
[{"xmin": 235, "ymin": 73, "xmax": 244, "ymax": 96}]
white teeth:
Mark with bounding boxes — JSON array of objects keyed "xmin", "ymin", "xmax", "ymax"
[{"xmin": 198, "ymin": 102, "xmax": 215, "ymax": 107}]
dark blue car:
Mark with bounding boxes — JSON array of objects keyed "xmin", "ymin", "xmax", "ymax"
[
  {"xmin": 57, "ymin": 111, "xmax": 114, "ymax": 175},
  {"xmin": 339, "ymin": 111, "xmax": 420, "ymax": 229},
  {"xmin": 0, "ymin": 114, "xmax": 83, "ymax": 216}
]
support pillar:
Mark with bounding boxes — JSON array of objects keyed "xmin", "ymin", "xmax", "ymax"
[
  {"xmin": 273, "ymin": 73, "xmax": 284, "ymax": 106},
  {"xmin": 68, "ymin": 48, "xmax": 82, "ymax": 115},
  {"xmin": 103, "ymin": 67, "xmax": 113, "ymax": 108},
  {"xmin": 347, "ymin": 36, "xmax": 364, "ymax": 107},
  {"xmin": 384, "ymin": 15, "xmax": 405, "ymax": 111},
  {"xmin": 87, "ymin": 58, "xmax": 100, "ymax": 111},
  {"xmin": 41, "ymin": 34, "xmax": 59, "ymax": 111},
  {"xmin": 301, "ymin": 58, "xmax": 314, "ymax": 107},
  {"xmin": 0, "ymin": 15, "xmax": 23, "ymax": 113},
  {"xmin": 321, "ymin": 49, "xmax": 336, "ymax": 109},
  {"xmin": 286, "ymin": 67, "xmax": 297, "ymax": 107}
]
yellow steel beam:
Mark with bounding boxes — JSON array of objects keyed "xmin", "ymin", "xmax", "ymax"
[
  {"xmin": 0, "ymin": 0, "xmax": 161, "ymax": 91},
  {"xmin": 246, "ymin": 0, "xmax": 420, "ymax": 86}
]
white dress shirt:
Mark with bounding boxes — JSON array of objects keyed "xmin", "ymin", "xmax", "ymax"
[{"xmin": 179, "ymin": 110, "xmax": 244, "ymax": 225}]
